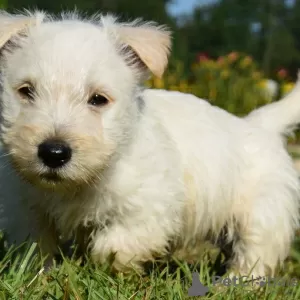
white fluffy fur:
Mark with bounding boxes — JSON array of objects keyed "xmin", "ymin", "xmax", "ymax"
[{"xmin": 0, "ymin": 10, "xmax": 299, "ymax": 278}]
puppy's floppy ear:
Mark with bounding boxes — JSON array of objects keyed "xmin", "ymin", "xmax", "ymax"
[
  {"xmin": 102, "ymin": 16, "xmax": 172, "ymax": 78},
  {"xmin": 117, "ymin": 24, "xmax": 172, "ymax": 78},
  {"xmin": 0, "ymin": 10, "xmax": 45, "ymax": 49}
]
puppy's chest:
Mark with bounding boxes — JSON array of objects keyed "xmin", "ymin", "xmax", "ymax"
[{"xmin": 40, "ymin": 191, "xmax": 118, "ymax": 237}]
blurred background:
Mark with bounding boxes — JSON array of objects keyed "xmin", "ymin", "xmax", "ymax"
[{"xmin": 1, "ymin": 0, "xmax": 299, "ymax": 120}]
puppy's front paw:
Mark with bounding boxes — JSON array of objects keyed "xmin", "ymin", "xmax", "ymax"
[
  {"xmin": 90, "ymin": 225, "xmax": 168, "ymax": 274},
  {"xmin": 91, "ymin": 237, "xmax": 146, "ymax": 273}
]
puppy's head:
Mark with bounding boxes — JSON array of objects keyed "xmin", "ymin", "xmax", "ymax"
[{"xmin": 0, "ymin": 11, "xmax": 171, "ymax": 189}]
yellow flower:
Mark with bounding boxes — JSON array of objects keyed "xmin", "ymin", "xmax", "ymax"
[
  {"xmin": 252, "ymin": 72, "xmax": 262, "ymax": 80},
  {"xmin": 220, "ymin": 70, "xmax": 230, "ymax": 79},
  {"xmin": 179, "ymin": 80, "xmax": 188, "ymax": 91},
  {"xmin": 153, "ymin": 77, "xmax": 164, "ymax": 89},
  {"xmin": 282, "ymin": 82, "xmax": 295, "ymax": 95},
  {"xmin": 257, "ymin": 79, "xmax": 267, "ymax": 89},
  {"xmin": 240, "ymin": 56, "xmax": 253, "ymax": 68}
]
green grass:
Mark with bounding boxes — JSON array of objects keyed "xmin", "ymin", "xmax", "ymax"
[{"xmin": 1, "ymin": 235, "xmax": 300, "ymax": 299}]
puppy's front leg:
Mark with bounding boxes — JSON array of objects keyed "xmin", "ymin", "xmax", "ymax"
[
  {"xmin": 90, "ymin": 222, "xmax": 170, "ymax": 273},
  {"xmin": 35, "ymin": 215, "xmax": 60, "ymax": 268}
]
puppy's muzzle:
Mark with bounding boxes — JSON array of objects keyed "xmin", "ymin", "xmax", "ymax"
[{"xmin": 38, "ymin": 139, "xmax": 72, "ymax": 169}]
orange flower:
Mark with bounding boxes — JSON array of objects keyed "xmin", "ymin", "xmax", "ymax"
[
  {"xmin": 277, "ymin": 68, "xmax": 288, "ymax": 79},
  {"xmin": 217, "ymin": 56, "xmax": 225, "ymax": 66},
  {"xmin": 197, "ymin": 52, "xmax": 209, "ymax": 62},
  {"xmin": 228, "ymin": 51, "xmax": 238, "ymax": 62}
]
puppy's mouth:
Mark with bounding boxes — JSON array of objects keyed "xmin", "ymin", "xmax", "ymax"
[{"xmin": 40, "ymin": 171, "xmax": 62, "ymax": 183}]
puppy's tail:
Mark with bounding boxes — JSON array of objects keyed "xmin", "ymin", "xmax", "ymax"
[{"xmin": 245, "ymin": 71, "xmax": 300, "ymax": 137}]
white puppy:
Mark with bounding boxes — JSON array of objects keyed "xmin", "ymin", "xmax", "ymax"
[{"xmin": 0, "ymin": 10, "xmax": 299, "ymax": 278}]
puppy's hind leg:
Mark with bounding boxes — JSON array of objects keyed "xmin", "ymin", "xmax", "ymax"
[{"xmin": 228, "ymin": 183, "xmax": 299, "ymax": 280}]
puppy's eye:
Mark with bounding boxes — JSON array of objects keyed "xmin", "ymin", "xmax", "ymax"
[
  {"xmin": 18, "ymin": 84, "xmax": 35, "ymax": 100},
  {"xmin": 88, "ymin": 94, "xmax": 109, "ymax": 107}
]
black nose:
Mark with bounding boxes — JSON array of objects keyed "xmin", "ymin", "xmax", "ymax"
[{"xmin": 38, "ymin": 139, "xmax": 72, "ymax": 169}]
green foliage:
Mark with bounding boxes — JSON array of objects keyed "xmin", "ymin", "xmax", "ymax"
[
  {"xmin": 3, "ymin": 0, "xmax": 300, "ymax": 81},
  {"xmin": 148, "ymin": 52, "xmax": 278, "ymax": 116},
  {"xmin": 176, "ymin": 0, "xmax": 300, "ymax": 79},
  {"xmin": 190, "ymin": 53, "xmax": 270, "ymax": 114}
]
